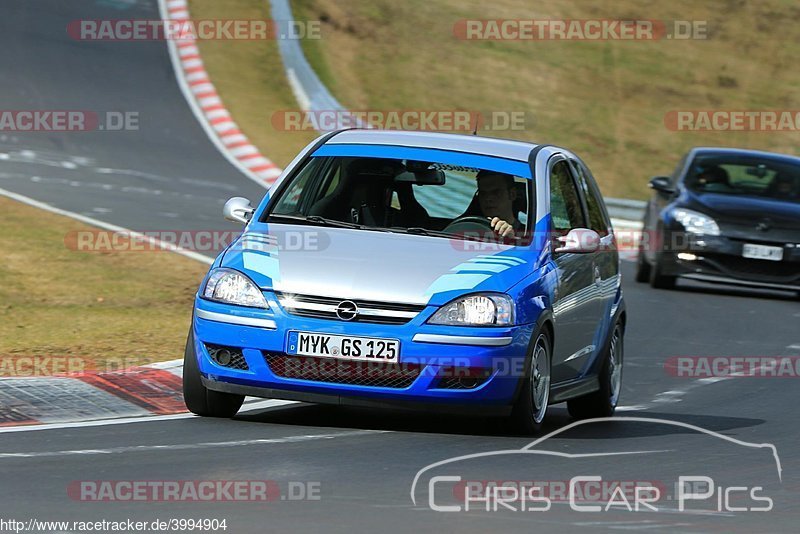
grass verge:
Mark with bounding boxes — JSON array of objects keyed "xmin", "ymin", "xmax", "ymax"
[
  {"xmin": 0, "ymin": 196, "xmax": 208, "ymax": 372},
  {"xmin": 194, "ymin": 0, "xmax": 800, "ymax": 199}
]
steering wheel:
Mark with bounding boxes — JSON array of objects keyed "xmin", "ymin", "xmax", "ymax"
[{"xmin": 443, "ymin": 215, "xmax": 494, "ymax": 235}]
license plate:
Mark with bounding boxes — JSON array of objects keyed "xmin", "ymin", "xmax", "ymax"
[
  {"xmin": 287, "ymin": 331, "xmax": 399, "ymax": 362},
  {"xmin": 742, "ymin": 243, "xmax": 784, "ymax": 262}
]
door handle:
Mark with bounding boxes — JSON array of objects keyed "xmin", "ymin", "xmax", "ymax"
[{"xmin": 594, "ymin": 265, "xmax": 602, "ymax": 286}]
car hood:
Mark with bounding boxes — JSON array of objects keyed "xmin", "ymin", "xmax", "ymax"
[
  {"xmin": 687, "ymin": 191, "xmax": 800, "ymax": 230},
  {"xmin": 219, "ymin": 223, "xmax": 534, "ymax": 306}
]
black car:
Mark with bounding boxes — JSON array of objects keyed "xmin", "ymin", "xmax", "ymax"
[{"xmin": 636, "ymin": 147, "xmax": 800, "ymax": 296}]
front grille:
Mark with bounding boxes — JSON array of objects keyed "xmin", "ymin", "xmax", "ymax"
[
  {"xmin": 205, "ymin": 344, "xmax": 249, "ymax": 370},
  {"xmin": 701, "ymin": 254, "xmax": 800, "ymax": 283},
  {"xmin": 275, "ymin": 292, "xmax": 425, "ymax": 325},
  {"xmin": 434, "ymin": 366, "xmax": 493, "ymax": 390},
  {"xmin": 264, "ymin": 352, "xmax": 422, "ymax": 388}
]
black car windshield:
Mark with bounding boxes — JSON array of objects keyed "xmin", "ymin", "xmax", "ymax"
[
  {"xmin": 686, "ymin": 154, "xmax": 800, "ymax": 203},
  {"xmin": 264, "ymin": 156, "xmax": 533, "ymax": 242}
]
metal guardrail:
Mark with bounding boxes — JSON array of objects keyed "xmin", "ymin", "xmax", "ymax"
[
  {"xmin": 270, "ymin": 0, "xmax": 646, "ymax": 222},
  {"xmin": 605, "ymin": 198, "xmax": 646, "ymax": 222}
]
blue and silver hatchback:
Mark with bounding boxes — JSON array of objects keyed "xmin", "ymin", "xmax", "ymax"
[{"xmin": 184, "ymin": 130, "xmax": 626, "ymax": 433}]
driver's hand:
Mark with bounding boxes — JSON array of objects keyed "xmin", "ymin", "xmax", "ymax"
[{"xmin": 490, "ymin": 217, "xmax": 515, "ymax": 238}]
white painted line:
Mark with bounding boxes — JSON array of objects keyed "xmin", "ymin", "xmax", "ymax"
[
  {"xmin": 0, "ymin": 188, "xmax": 213, "ymax": 265},
  {"xmin": 0, "ymin": 400, "xmax": 297, "ymax": 434},
  {"xmin": 0, "ymin": 430, "xmax": 389, "ymax": 457},
  {"xmin": 286, "ymin": 67, "xmax": 312, "ymax": 112}
]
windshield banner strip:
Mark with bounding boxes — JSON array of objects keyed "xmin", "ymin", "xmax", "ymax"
[{"xmin": 310, "ymin": 144, "xmax": 532, "ymax": 179}]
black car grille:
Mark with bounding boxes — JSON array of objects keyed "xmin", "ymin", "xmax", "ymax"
[
  {"xmin": 702, "ymin": 254, "xmax": 800, "ymax": 283},
  {"xmin": 205, "ymin": 344, "xmax": 249, "ymax": 371},
  {"xmin": 263, "ymin": 352, "xmax": 423, "ymax": 389},
  {"xmin": 275, "ymin": 292, "xmax": 425, "ymax": 325}
]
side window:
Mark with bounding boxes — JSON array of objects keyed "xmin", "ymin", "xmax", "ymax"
[
  {"xmin": 572, "ymin": 160, "xmax": 610, "ymax": 237},
  {"xmin": 272, "ymin": 157, "xmax": 327, "ymax": 215},
  {"xmin": 549, "ymin": 160, "xmax": 585, "ymax": 234}
]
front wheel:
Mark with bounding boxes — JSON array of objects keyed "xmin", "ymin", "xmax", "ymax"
[
  {"xmin": 649, "ymin": 255, "xmax": 676, "ymax": 290},
  {"xmin": 634, "ymin": 241, "xmax": 651, "ymax": 283},
  {"xmin": 510, "ymin": 330, "xmax": 552, "ymax": 434},
  {"xmin": 183, "ymin": 330, "xmax": 244, "ymax": 418},
  {"xmin": 567, "ymin": 322, "xmax": 623, "ymax": 419}
]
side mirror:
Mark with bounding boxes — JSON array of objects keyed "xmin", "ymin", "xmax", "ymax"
[
  {"xmin": 554, "ymin": 228, "xmax": 601, "ymax": 254},
  {"xmin": 649, "ymin": 176, "xmax": 676, "ymax": 195},
  {"xmin": 223, "ymin": 197, "xmax": 254, "ymax": 224}
]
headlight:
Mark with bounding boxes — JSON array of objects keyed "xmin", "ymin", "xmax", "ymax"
[
  {"xmin": 672, "ymin": 208, "xmax": 720, "ymax": 236},
  {"xmin": 428, "ymin": 294, "xmax": 514, "ymax": 326},
  {"xmin": 202, "ymin": 268, "xmax": 267, "ymax": 308}
]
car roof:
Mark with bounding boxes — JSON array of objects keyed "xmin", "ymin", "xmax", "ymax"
[
  {"xmin": 690, "ymin": 146, "xmax": 800, "ymax": 165},
  {"xmin": 325, "ymin": 129, "xmax": 539, "ymax": 162}
]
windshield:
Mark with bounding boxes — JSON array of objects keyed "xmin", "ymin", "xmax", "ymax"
[
  {"xmin": 686, "ymin": 154, "xmax": 800, "ymax": 203},
  {"xmin": 264, "ymin": 155, "xmax": 533, "ymax": 242}
]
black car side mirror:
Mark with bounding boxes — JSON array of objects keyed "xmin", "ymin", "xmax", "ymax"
[{"xmin": 649, "ymin": 176, "xmax": 676, "ymax": 195}]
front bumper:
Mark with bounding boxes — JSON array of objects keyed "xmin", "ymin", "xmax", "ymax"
[
  {"xmin": 658, "ymin": 233, "xmax": 800, "ymax": 290},
  {"xmin": 191, "ymin": 295, "xmax": 534, "ymax": 410}
]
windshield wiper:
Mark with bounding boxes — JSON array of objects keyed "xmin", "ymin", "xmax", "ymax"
[
  {"xmin": 390, "ymin": 226, "xmax": 502, "ymax": 243},
  {"xmin": 266, "ymin": 213, "xmax": 364, "ymax": 229},
  {"xmin": 267, "ymin": 214, "xmax": 395, "ymax": 233}
]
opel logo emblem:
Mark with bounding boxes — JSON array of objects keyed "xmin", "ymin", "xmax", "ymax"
[{"xmin": 335, "ymin": 300, "xmax": 359, "ymax": 321}]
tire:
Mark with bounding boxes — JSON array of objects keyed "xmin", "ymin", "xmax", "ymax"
[
  {"xmin": 634, "ymin": 241, "xmax": 651, "ymax": 283},
  {"xmin": 567, "ymin": 322, "xmax": 623, "ymax": 419},
  {"xmin": 649, "ymin": 255, "xmax": 676, "ymax": 290},
  {"xmin": 510, "ymin": 330, "xmax": 552, "ymax": 435},
  {"xmin": 183, "ymin": 330, "xmax": 244, "ymax": 418}
]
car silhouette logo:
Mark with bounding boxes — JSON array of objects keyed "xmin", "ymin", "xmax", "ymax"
[{"xmin": 335, "ymin": 300, "xmax": 359, "ymax": 321}]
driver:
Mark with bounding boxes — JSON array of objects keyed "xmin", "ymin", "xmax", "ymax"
[
  {"xmin": 476, "ymin": 170, "xmax": 523, "ymax": 238},
  {"xmin": 768, "ymin": 173, "xmax": 798, "ymax": 199}
]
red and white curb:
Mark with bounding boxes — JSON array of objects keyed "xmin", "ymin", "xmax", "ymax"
[
  {"xmin": 0, "ymin": 361, "xmax": 185, "ymax": 427},
  {"xmin": 159, "ymin": 0, "xmax": 282, "ymax": 187}
]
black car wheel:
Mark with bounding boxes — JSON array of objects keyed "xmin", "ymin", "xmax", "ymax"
[
  {"xmin": 649, "ymin": 254, "xmax": 676, "ymax": 289},
  {"xmin": 568, "ymin": 322, "xmax": 624, "ymax": 419},
  {"xmin": 634, "ymin": 240, "xmax": 651, "ymax": 283},
  {"xmin": 511, "ymin": 329, "xmax": 552, "ymax": 435},
  {"xmin": 183, "ymin": 330, "xmax": 245, "ymax": 418}
]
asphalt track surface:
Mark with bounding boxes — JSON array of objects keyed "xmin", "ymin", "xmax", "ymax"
[{"xmin": 1, "ymin": 1, "xmax": 799, "ymax": 532}]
